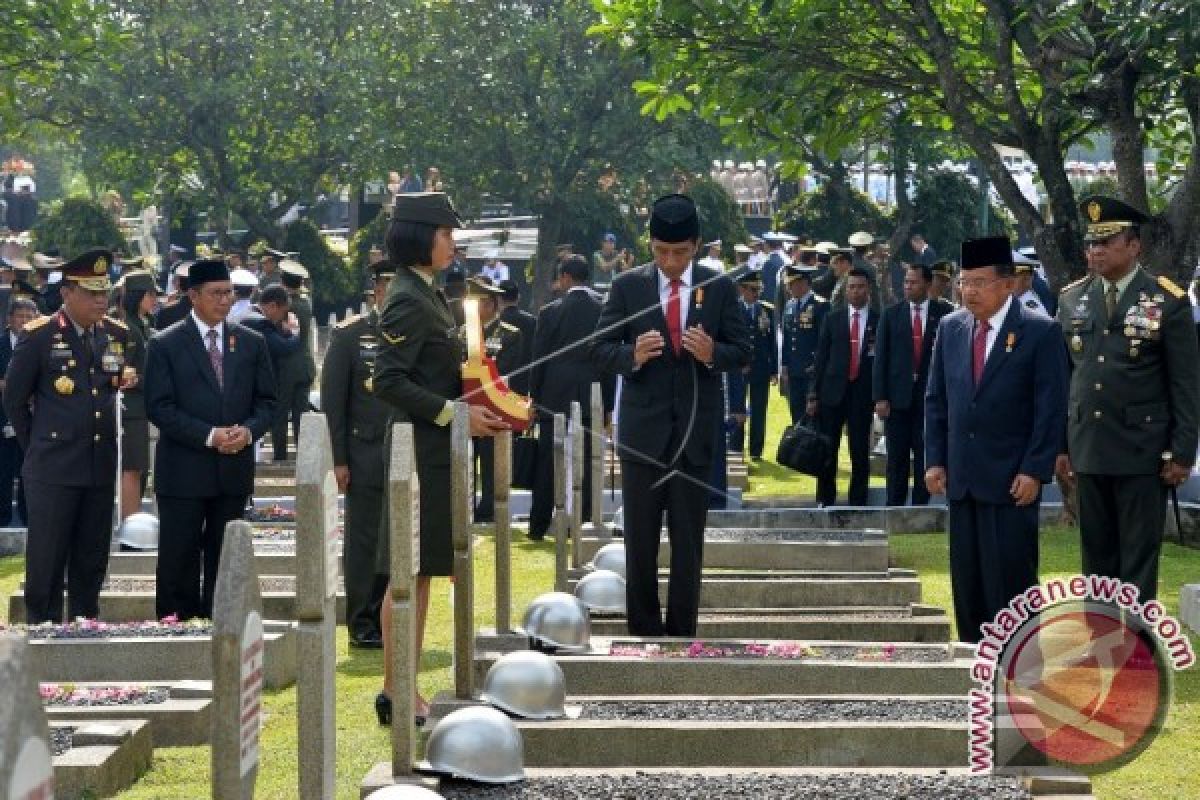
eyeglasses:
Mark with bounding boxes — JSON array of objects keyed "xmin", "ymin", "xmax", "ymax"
[
  {"xmin": 955, "ymin": 277, "xmax": 1006, "ymax": 292},
  {"xmin": 200, "ymin": 288, "xmax": 234, "ymax": 299}
]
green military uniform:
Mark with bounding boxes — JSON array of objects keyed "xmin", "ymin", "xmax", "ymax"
[
  {"xmin": 320, "ymin": 302, "xmax": 391, "ymax": 645},
  {"xmin": 1058, "ymin": 195, "xmax": 1200, "ymax": 602},
  {"xmin": 271, "ymin": 263, "xmax": 316, "ymax": 460},
  {"xmin": 114, "ymin": 270, "xmax": 157, "ymax": 478}
]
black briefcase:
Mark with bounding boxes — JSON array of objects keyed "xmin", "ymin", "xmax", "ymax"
[
  {"xmin": 775, "ymin": 420, "xmax": 833, "ymax": 476},
  {"xmin": 511, "ymin": 432, "xmax": 538, "ymax": 489}
]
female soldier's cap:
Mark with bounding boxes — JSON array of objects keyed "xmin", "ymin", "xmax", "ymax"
[{"xmin": 392, "ymin": 192, "xmax": 464, "ymax": 228}]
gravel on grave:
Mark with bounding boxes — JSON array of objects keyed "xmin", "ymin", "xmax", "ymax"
[
  {"xmin": 699, "ymin": 610, "xmax": 912, "ymax": 621},
  {"xmin": 701, "ymin": 529, "xmax": 882, "ymax": 543},
  {"xmin": 580, "ymin": 698, "xmax": 966, "ymax": 722},
  {"xmin": 43, "ymin": 686, "xmax": 170, "ymax": 707},
  {"xmin": 608, "ymin": 643, "xmax": 950, "ymax": 662},
  {"xmin": 51, "ymin": 727, "xmax": 74, "ymax": 756},
  {"xmin": 439, "ymin": 772, "xmax": 1030, "ymax": 799},
  {"xmin": 9, "ymin": 621, "xmax": 213, "ymax": 639},
  {"xmin": 103, "ymin": 576, "xmax": 341, "ymax": 593}
]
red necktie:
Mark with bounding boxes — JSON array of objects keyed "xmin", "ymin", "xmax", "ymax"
[
  {"xmin": 972, "ymin": 319, "xmax": 990, "ymax": 387},
  {"xmin": 666, "ymin": 278, "xmax": 682, "ymax": 355},
  {"xmin": 912, "ymin": 304, "xmax": 923, "ymax": 370},
  {"xmin": 848, "ymin": 310, "xmax": 861, "ymax": 381}
]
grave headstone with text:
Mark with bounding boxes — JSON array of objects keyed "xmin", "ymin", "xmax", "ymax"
[
  {"xmin": 388, "ymin": 423, "xmax": 421, "ymax": 777},
  {"xmin": 569, "ymin": 401, "xmax": 584, "ymax": 569},
  {"xmin": 450, "ymin": 403, "xmax": 475, "ymax": 699},
  {"xmin": 553, "ymin": 413, "xmax": 568, "ymax": 592},
  {"xmin": 211, "ymin": 520, "xmax": 264, "ymax": 800},
  {"xmin": 294, "ymin": 412, "xmax": 337, "ymax": 800},
  {"xmin": 493, "ymin": 430, "xmax": 513, "ymax": 634},
  {"xmin": 590, "ymin": 382, "xmax": 607, "ymax": 537},
  {"xmin": 0, "ymin": 632, "xmax": 55, "ymax": 800}
]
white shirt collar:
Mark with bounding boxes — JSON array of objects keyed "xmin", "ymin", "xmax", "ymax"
[
  {"xmin": 657, "ymin": 263, "xmax": 694, "ymax": 290},
  {"xmin": 191, "ymin": 311, "xmax": 224, "ymax": 342},
  {"xmin": 986, "ymin": 295, "xmax": 1012, "ymax": 331}
]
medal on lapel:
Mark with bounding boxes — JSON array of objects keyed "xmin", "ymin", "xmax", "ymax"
[
  {"xmin": 1070, "ymin": 335, "xmax": 1082, "ymax": 353},
  {"xmin": 694, "ymin": 287, "xmax": 704, "ymax": 310},
  {"xmin": 54, "ymin": 375, "xmax": 75, "ymax": 395},
  {"xmin": 1005, "ymin": 333, "xmax": 1016, "ymax": 353}
]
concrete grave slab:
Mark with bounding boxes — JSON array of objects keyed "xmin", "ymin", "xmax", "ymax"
[
  {"xmin": 1, "ymin": 631, "xmax": 56, "ymax": 800},
  {"xmin": 50, "ymin": 720, "xmax": 153, "ymax": 799},
  {"xmin": 41, "ymin": 681, "xmax": 212, "ymax": 747}
]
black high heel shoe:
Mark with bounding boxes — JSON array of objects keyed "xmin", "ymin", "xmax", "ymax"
[{"xmin": 375, "ymin": 692, "xmax": 392, "ymax": 726}]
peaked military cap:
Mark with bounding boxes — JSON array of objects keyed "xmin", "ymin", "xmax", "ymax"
[
  {"xmin": 1080, "ymin": 194, "xmax": 1150, "ymax": 242},
  {"xmin": 279, "ymin": 259, "xmax": 309, "ymax": 280},
  {"xmin": 117, "ymin": 269, "xmax": 161, "ymax": 293},
  {"xmin": 931, "ymin": 260, "xmax": 955, "ymax": 278},
  {"xmin": 391, "ymin": 192, "xmax": 464, "ymax": 228},
  {"xmin": 736, "ymin": 269, "xmax": 763, "ymax": 287},
  {"xmin": 466, "ymin": 276, "xmax": 504, "ymax": 297},
  {"xmin": 960, "ymin": 236, "xmax": 1013, "ymax": 271},
  {"xmin": 648, "ymin": 193, "xmax": 699, "ymax": 243},
  {"xmin": 372, "ymin": 259, "xmax": 397, "ymax": 280},
  {"xmin": 785, "ymin": 263, "xmax": 817, "ymax": 282},
  {"xmin": 848, "ymin": 231, "xmax": 874, "ymax": 247},
  {"xmin": 61, "ymin": 248, "xmax": 114, "ymax": 291}
]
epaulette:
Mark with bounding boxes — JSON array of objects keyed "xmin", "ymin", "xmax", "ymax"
[
  {"xmin": 103, "ymin": 315, "xmax": 128, "ymax": 332},
  {"xmin": 812, "ymin": 294, "xmax": 830, "ymax": 303},
  {"xmin": 21, "ymin": 315, "xmax": 50, "ymax": 333},
  {"xmin": 1157, "ymin": 275, "xmax": 1185, "ymax": 299},
  {"xmin": 499, "ymin": 321, "xmax": 519, "ymax": 333},
  {"xmin": 1058, "ymin": 275, "xmax": 1091, "ymax": 295},
  {"xmin": 335, "ymin": 313, "xmax": 364, "ymax": 329},
  {"xmin": 760, "ymin": 301, "xmax": 774, "ymax": 310}
]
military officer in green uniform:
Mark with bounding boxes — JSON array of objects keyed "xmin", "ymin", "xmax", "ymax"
[
  {"xmin": 271, "ymin": 260, "xmax": 316, "ymax": 461},
  {"xmin": 2, "ymin": 249, "xmax": 131, "ymax": 623},
  {"xmin": 467, "ymin": 276, "xmax": 523, "ymax": 522},
  {"xmin": 320, "ymin": 260, "xmax": 394, "ymax": 647},
  {"xmin": 1056, "ymin": 195, "xmax": 1200, "ymax": 603}
]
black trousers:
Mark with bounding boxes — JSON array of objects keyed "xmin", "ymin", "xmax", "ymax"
[
  {"xmin": 270, "ymin": 378, "xmax": 311, "ymax": 460},
  {"xmin": 884, "ymin": 389, "xmax": 929, "ymax": 506},
  {"xmin": 785, "ymin": 373, "xmax": 810, "ymax": 426},
  {"xmin": 1076, "ymin": 473, "xmax": 1166, "ymax": 603},
  {"xmin": 529, "ymin": 412, "xmax": 593, "ymax": 538},
  {"xmin": 948, "ymin": 495, "xmax": 1039, "ymax": 643},
  {"xmin": 155, "ymin": 494, "xmax": 248, "ymax": 620},
  {"xmin": 473, "ymin": 436, "xmax": 495, "ymax": 521},
  {"xmin": 23, "ymin": 480, "xmax": 113, "ymax": 623},
  {"xmin": 622, "ymin": 457, "xmax": 709, "ymax": 637},
  {"xmin": 0, "ymin": 436, "xmax": 27, "ymax": 525},
  {"xmin": 344, "ymin": 481, "xmax": 388, "ymax": 639},
  {"xmin": 729, "ymin": 376, "xmax": 770, "ymax": 458},
  {"xmin": 815, "ymin": 376, "xmax": 873, "ymax": 506}
]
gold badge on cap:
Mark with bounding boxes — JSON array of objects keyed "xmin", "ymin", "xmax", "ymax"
[
  {"xmin": 94, "ymin": 257, "xmax": 108, "ymax": 275},
  {"xmin": 54, "ymin": 375, "xmax": 75, "ymax": 395},
  {"xmin": 1087, "ymin": 201, "xmax": 1102, "ymax": 222}
]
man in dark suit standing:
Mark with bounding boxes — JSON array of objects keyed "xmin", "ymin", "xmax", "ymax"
[
  {"xmin": 0, "ymin": 298, "xmax": 37, "ymax": 525},
  {"xmin": 873, "ymin": 264, "xmax": 954, "ymax": 505},
  {"xmin": 592, "ymin": 194, "xmax": 752, "ymax": 636},
  {"xmin": 779, "ymin": 264, "xmax": 829, "ymax": 424},
  {"xmin": 153, "ymin": 262, "xmax": 192, "ymax": 330},
  {"xmin": 726, "ymin": 270, "xmax": 777, "ymax": 459},
  {"xmin": 3, "ymin": 250, "xmax": 131, "ymax": 623},
  {"xmin": 528, "ymin": 256, "xmax": 612, "ymax": 539},
  {"xmin": 925, "ymin": 236, "xmax": 1067, "ymax": 643},
  {"xmin": 807, "ymin": 268, "xmax": 878, "ymax": 506},
  {"xmin": 144, "ymin": 259, "xmax": 277, "ymax": 620}
]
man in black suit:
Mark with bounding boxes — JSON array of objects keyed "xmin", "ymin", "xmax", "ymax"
[
  {"xmin": 144, "ymin": 259, "xmax": 276, "ymax": 620},
  {"xmin": 528, "ymin": 256, "xmax": 613, "ymax": 539},
  {"xmin": 0, "ymin": 298, "xmax": 37, "ymax": 526},
  {"xmin": 807, "ymin": 268, "xmax": 879, "ymax": 506},
  {"xmin": 237, "ymin": 285, "xmax": 304, "ymax": 388},
  {"xmin": 497, "ymin": 279, "xmax": 536, "ymax": 396},
  {"xmin": 592, "ymin": 194, "xmax": 753, "ymax": 637},
  {"xmin": 873, "ymin": 264, "xmax": 954, "ymax": 505},
  {"xmin": 153, "ymin": 262, "xmax": 193, "ymax": 330}
]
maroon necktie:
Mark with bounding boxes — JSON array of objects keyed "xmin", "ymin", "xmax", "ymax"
[
  {"xmin": 912, "ymin": 304, "xmax": 923, "ymax": 369},
  {"xmin": 848, "ymin": 310, "xmax": 861, "ymax": 381},
  {"xmin": 666, "ymin": 278, "xmax": 682, "ymax": 355},
  {"xmin": 972, "ymin": 320, "xmax": 990, "ymax": 387},
  {"xmin": 207, "ymin": 328, "xmax": 224, "ymax": 389}
]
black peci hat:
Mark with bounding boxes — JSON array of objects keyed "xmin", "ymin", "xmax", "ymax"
[
  {"xmin": 188, "ymin": 258, "xmax": 231, "ymax": 286},
  {"xmin": 960, "ymin": 236, "xmax": 1013, "ymax": 271},
  {"xmin": 648, "ymin": 193, "xmax": 699, "ymax": 243}
]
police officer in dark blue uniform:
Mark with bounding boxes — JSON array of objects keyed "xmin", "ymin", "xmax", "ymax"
[
  {"xmin": 779, "ymin": 263, "xmax": 829, "ymax": 424},
  {"xmin": 727, "ymin": 270, "xmax": 777, "ymax": 459}
]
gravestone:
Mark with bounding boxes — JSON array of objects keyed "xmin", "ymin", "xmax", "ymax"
[
  {"xmin": 387, "ymin": 423, "xmax": 421, "ymax": 777},
  {"xmin": 493, "ymin": 431, "xmax": 513, "ymax": 634},
  {"xmin": 294, "ymin": 412, "xmax": 337, "ymax": 800},
  {"xmin": 0, "ymin": 632, "xmax": 55, "ymax": 800},
  {"xmin": 211, "ymin": 521, "xmax": 264, "ymax": 800},
  {"xmin": 589, "ymin": 382, "xmax": 607, "ymax": 538},
  {"xmin": 569, "ymin": 401, "xmax": 584, "ymax": 569},
  {"xmin": 450, "ymin": 403, "xmax": 474, "ymax": 699},
  {"xmin": 552, "ymin": 413, "xmax": 568, "ymax": 592}
]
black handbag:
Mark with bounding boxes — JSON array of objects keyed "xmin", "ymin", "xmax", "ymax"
[
  {"xmin": 775, "ymin": 418, "xmax": 833, "ymax": 476},
  {"xmin": 511, "ymin": 431, "xmax": 538, "ymax": 489}
]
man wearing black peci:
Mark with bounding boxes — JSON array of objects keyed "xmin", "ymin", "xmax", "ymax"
[{"xmin": 592, "ymin": 194, "xmax": 752, "ymax": 637}]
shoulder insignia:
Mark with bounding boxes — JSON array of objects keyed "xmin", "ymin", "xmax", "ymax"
[
  {"xmin": 22, "ymin": 315, "xmax": 50, "ymax": 333},
  {"xmin": 813, "ymin": 294, "xmax": 830, "ymax": 304},
  {"xmin": 103, "ymin": 315, "xmax": 128, "ymax": 332},
  {"xmin": 1157, "ymin": 275, "xmax": 1185, "ymax": 299},
  {"xmin": 760, "ymin": 301, "xmax": 774, "ymax": 310},
  {"xmin": 499, "ymin": 321, "xmax": 519, "ymax": 333},
  {"xmin": 335, "ymin": 313, "xmax": 363, "ymax": 329},
  {"xmin": 1058, "ymin": 275, "xmax": 1091, "ymax": 295},
  {"xmin": 380, "ymin": 330, "xmax": 406, "ymax": 345}
]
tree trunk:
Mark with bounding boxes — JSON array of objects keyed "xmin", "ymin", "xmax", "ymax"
[{"xmin": 532, "ymin": 203, "xmax": 566, "ymax": 309}]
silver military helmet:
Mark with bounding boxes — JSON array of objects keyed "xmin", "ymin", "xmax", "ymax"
[
  {"xmin": 521, "ymin": 591, "xmax": 591, "ymax": 652},
  {"xmin": 117, "ymin": 512, "xmax": 160, "ymax": 551},
  {"xmin": 423, "ymin": 706, "xmax": 524, "ymax": 784},
  {"xmin": 589, "ymin": 541, "xmax": 626, "ymax": 579},
  {"xmin": 574, "ymin": 569, "xmax": 627, "ymax": 614},
  {"xmin": 480, "ymin": 650, "xmax": 567, "ymax": 720},
  {"xmin": 365, "ymin": 787, "xmax": 445, "ymax": 800}
]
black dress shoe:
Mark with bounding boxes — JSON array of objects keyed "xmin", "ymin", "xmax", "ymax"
[
  {"xmin": 349, "ymin": 634, "xmax": 384, "ymax": 649},
  {"xmin": 375, "ymin": 692, "xmax": 392, "ymax": 726},
  {"xmin": 526, "ymin": 531, "xmax": 546, "ymax": 542}
]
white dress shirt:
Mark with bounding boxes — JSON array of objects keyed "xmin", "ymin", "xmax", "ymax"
[
  {"xmin": 910, "ymin": 300, "xmax": 928, "ymax": 333},
  {"xmin": 191, "ymin": 311, "xmax": 225, "ymax": 354},
  {"xmin": 979, "ymin": 295, "xmax": 1012, "ymax": 360},
  {"xmin": 847, "ymin": 304, "xmax": 869, "ymax": 359},
  {"xmin": 657, "ymin": 264, "xmax": 693, "ymax": 330}
]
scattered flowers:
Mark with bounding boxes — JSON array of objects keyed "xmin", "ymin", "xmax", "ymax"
[
  {"xmin": 39, "ymin": 683, "xmax": 169, "ymax": 707},
  {"xmin": 2, "ymin": 616, "xmax": 212, "ymax": 639},
  {"xmin": 608, "ymin": 641, "xmax": 906, "ymax": 661},
  {"xmin": 246, "ymin": 504, "xmax": 295, "ymax": 522}
]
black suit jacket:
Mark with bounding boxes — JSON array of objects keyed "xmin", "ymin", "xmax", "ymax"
[
  {"xmin": 0, "ymin": 330, "xmax": 15, "ymax": 429},
  {"xmin": 153, "ymin": 296, "xmax": 192, "ymax": 330},
  {"xmin": 810, "ymin": 305, "xmax": 879, "ymax": 407},
  {"xmin": 591, "ymin": 263, "xmax": 752, "ymax": 467},
  {"xmin": 144, "ymin": 316, "xmax": 277, "ymax": 497},
  {"xmin": 499, "ymin": 304, "xmax": 536, "ymax": 396},
  {"xmin": 530, "ymin": 287, "xmax": 614, "ymax": 417},
  {"xmin": 872, "ymin": 297, "xmax": 954, "ymax": 409}
]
